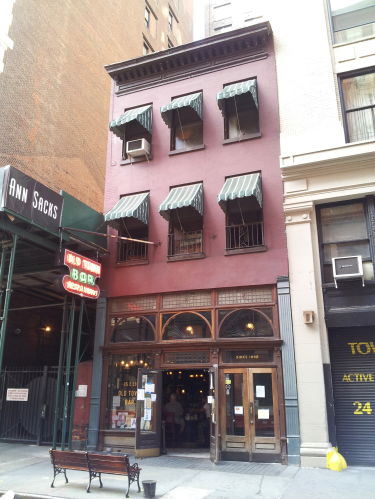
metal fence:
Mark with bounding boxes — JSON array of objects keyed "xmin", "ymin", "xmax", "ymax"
[
  {"xmin": 168, "ymin": 230, "xmax": 203, "ymax": 257},
  {"xmin": 226, "ymin": 222, "xmax": 264, "ymax": 250},
  {"xmin": 117, "ymin": 239, "xmax": 148, "ymax": 263}
]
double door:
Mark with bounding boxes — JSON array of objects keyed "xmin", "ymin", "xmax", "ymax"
[{"xmin": 220, "ymin": 368, "xmax": 280, "ymax": 461}]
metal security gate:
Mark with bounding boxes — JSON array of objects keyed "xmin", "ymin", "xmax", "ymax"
[
  {"xmin": 329, "ymin": 327, "xmax": 375, "ymax": 466},
  {"xmin": 0, "ymin": 366, "xmax": 72, "ymax": 445}
]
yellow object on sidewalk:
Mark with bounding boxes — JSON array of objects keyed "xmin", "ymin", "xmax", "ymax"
[{"xmin": 326, "ymin": 447, "xmax": 347, "ymax": 471}]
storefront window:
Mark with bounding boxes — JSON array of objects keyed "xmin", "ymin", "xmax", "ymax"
[
  {"xmin": 219, "ymin": 308, "xmax": 273, "ymax": 338},
  {"xmin": 111, "ymin": 315, "xmax": 155, "ymax": 342},
  {"xmin": 162, "ymin": 312, "xmax": 211, "ymax": 340},
  {"xmin": 106, "ymin": 354, "xmax": 153, "ymax": 430}
]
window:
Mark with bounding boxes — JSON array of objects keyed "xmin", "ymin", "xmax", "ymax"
[
  {"xmin": 167, "ymin": 37, "xmax": 174, "ymax": 48},
  {"xmin": 118, "ymin": 222, "xmax": 149, "ymax": 263},
  {"xmin": 115, "ymin": 105, "xmax": 152, "ymax": 162},
  {"xmin": 218, "ymin": 173, "xmax": 264, "ymax": 253},
  {"xmin": 219, "ymin": 308, "xmax": 274, "ymax": 338},
  {"xmin": 162, "ymin": 312, "xmax": 212, "ymax": 340},
  {"xmin": 330, "ymin": 0, "xmax": 375, "ymax": 44},
  {"xmin": 112, "ymin": 315, "xmax": 155, "ymax": 342},
  {"xmin": 318, "ymin": 201, "xmax": 374, "ymax": 283},
  {"xmin": 143, "ymin": 38, "xmax": 153, "ymax": 56},
  {"xmin": 168, "ymin": 8, "xmax": 174, "ymax": 30},
  {"xmin": 106, "ymin": 354, "xmax": 153, "ymax": 430},
  {"xmin": 145, "ymin": 5, "xmax": 151, "ymax": 29},
  {"xmin": 217, "ymin": 79, "xmax": 260, "ymax": 141},
  {"xmin": 160, "ymin": 92, "xmax": 203, "ymax": 152},
  {"xmin": 341, "ymin": 71, "xmax": 375, "ymax": 143}
]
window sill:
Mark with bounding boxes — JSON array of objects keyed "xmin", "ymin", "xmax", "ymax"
[
  {"xmin": 120, "ymin": 154, "xmax": 153, "ymax": 166},
  {"xmin": 225, "ymin": 245, "xmax": 267, "ymax": 256},
  {"xmin": 116, "ymin": 259, "xmax": 149, "ymax": 267},
  {"xmin": 167, "ymin": 252, "xmax": 206, "ymax": 262},
  {"xmin": 169, "ymin": 144, "xmax": 205, "ymax": 156},
  {"xmin": 222, "ymin": 132, "xmax": 261, "ymax": 145}
]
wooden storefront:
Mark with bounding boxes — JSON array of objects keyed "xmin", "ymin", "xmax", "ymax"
[{"xmin": 98, "ymin": 286, "xmax": 287, "ymax": 463}]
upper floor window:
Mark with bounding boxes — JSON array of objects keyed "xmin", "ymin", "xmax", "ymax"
[
  {"xmin": 168, "ymin": 6, "xmax": 178, "ymax": 31},
  {"xmin": 341, "ymin": 71, "xmax": 375, "ymax": 143},
  {"xmin": 330, "ymin": 0, "xmax": 375, "ymax": 44},
  {"xmin": 145, "ymin": 5, "xmax": 151, "ymax": 29},
  {"xmin": 218, "ymin": 173, "xmax": 264, "ymax": 253},
  {"xmin": 160, "ymin": 92, "xmax": 203, "ymax": 152},
  {"xmin": 217, "ymin": 79, "xmax": 260, "ymax": 141},
  {"xmin": 318, "ymin": 200, "xmax": 374, "ymax": 283},
  {"xmin": 109, "ymin": 104, "xmax": 152, "ymax": 162},
  {"xmin": 159, "ymin": 183, "xmax": 204, "ymax": 260}
]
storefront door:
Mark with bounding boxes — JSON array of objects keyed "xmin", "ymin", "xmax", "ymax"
[{"xmin": 220, "ymin": 368, "xmax": 280, "ymax": 461}]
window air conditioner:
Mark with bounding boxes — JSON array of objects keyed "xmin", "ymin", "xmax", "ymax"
[
  {"xmin": 126, "ymin": 138, "xmax": 150, "ymax": 158},
  {"xmin": 332, "ymin": 255, "xmax": 364, "ymax": 288}
]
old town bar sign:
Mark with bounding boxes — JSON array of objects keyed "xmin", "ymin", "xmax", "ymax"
[{"xmin": 62, "ymin": 249, "xmax": 101, "ymax": 299}]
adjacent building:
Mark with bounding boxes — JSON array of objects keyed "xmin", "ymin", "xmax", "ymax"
[{"xmin": 95, "ymin": 23, "xmax": 300, "ymax": 464}]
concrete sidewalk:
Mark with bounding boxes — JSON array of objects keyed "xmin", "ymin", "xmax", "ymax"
[{"xmin": 0, "ymin": 443, "xmax": 374, "ymax": 498}]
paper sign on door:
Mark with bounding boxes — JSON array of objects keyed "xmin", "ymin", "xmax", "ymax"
[
  {"xmin": 234, "ymin": 406, "xmax": 243, "ymax": 415},
  {"xmin": 258, "ymin": 409, "xmax": 270, "ymax": 419},
  {"xmin": 256, "ymin": 385, "xmax": 265, "ymax": 398}
]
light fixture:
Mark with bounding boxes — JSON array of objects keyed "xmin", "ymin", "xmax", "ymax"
[
  {"xmin": 140, "ymin": 360, "xmax": 144, "ymax": 364},
  {"xmin": 181, "ymin": 389, "xmax": 186, "ymax": 394},
  {"xmin": 125, "ymin": 363, "xmax": 129, "ymax": 368},
  {"xmin": 185, "ymin": 326, "xmax": 194, "ymax": 334},
  {"xmin": 121, "ymin": 360, "xmax": 125, "ymax": 365},
  {"xmin": 130, "ymin": 360, "xmax": 134, "ymax": 365},
  {"xmin": 144, "ymin": 362, "xmax": 148, "ymax": 367},
  {"xmin": 245, "ymin": 322, "xmax": 255, "ymax": 330}
]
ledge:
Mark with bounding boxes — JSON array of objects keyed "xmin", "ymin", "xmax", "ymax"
[
  {"xmin": 167, "ymin": 252, "xmax": 206, "ymax": 262},
  {"xmin": 225, "ymin": 245, "xmax": 267, "ymax": 256},
  {"xmin": 115, "ymin": 260, "xmax": 149, "ymax": 267},
  {"xmin": 222, "ymin": 132, "xmax": 261, "ymax": 145},
  {"xmin": 120, "ymin": 154, "xmax": 153, "ymax": 166},
  {"xmin": 168, "ymin": 144, "xmax": 205, "ymax": 156}
]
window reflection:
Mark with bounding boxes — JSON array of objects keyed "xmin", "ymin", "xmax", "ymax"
[
  {"xmin": 219, "ymin": 309, "xmax": 273, "ymax": 338},
  {"xmin": 163, "ymin": 312, "xmax": 211, "ymax": 340},
  {"xmin": 112, "ymin": 315, "xmax": 155, "ymax": 342}
]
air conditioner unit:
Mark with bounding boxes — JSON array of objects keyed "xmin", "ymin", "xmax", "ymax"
[
  {"xmin": 126, "ymin": 138, "xmax": 150, "ymax": 158},
  {"xmin": 332, "ymin": 255, "xmax": 364, "ymax": 288}
]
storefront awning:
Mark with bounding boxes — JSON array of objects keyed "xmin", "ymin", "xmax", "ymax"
[
  {"xmin": 109, "ymin": 105, "xmax": 152, "ymax": 138},
  {"xmin": 218, "ymin": 173, "xmax": 262, "ymax": 211},
  {"xmin": 217, "ymin": 79, "xmax": 258, "ymax": 115},
  {"xmin": 160, "ymin": 92, "xmax": 203, "ymax": 127},
  {"xmin": 105, "ymin": 192, "xmax": 149, "ymax": 227},
  {"xmin": 159, "ymin": 183, "xmax": 203, "ymax": 221}
]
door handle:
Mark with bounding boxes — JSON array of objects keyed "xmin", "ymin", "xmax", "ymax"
[{"xmin": 249, "ymin": 402, "xmax": 254, "ymax": 424}]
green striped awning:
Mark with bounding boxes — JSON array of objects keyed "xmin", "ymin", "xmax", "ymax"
[
  {"xmin": 217, "ymin": 79, "xmax": 258, "ymax": 115},
  {"xmin": 218, "ymin": 173, "xmax": 262, "ymax": 211},
  {"xmin": 160, "ymin": 92, "xmax": 203, "ymax": 127},
  {"xmin": 105, "ymin": 192, "xmax": 149, "ymax": 227},
  {"xmin": 159, "ymin": 183, "xmax": 203, "ymax": 221},
  {"xmin": 109, "ymin": 105, "xmax": 152, "ymax": 138}
]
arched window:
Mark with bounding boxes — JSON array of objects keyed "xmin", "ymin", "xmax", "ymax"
[
  {"xmin": 219, "ymin": 308, "xmax": 273, "ymax": 338},
  {"xmin": 112, "ymin": 315, "xmax": 155, "ymax": 342},
  {"xmin": 162, "ymin": 312, "xmax": 211, "ymax": 340}
]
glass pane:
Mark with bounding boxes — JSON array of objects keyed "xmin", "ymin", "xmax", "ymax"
[
  {"xmin": 175, "ymin": 120, "xmax": 203, "ymax": 149},
  {"xmin": 346, "ymin": 108, "xmax": 375, "ymax": 142},
  {"xmin": 139, "ymin": 372, "xmax": 157, "ymax": 432},
  {"xmin": 163, "ymin": 312, "xmax": 211, "ymax": 340},
  {"xmin": 228, "ymin": 107, "xmax": 259, "ymax": 138},
  {"xmin": 106, "ymin": 354, "xmax": 153, "ymax": 430},
  {"xmin": 225, "ymin": 373, "xmax": 245, "ymax": 436},
  {"xmin": 320, "ymin": 203, "xmax": 367, "ymax": 243},
  {"xmin": 334, "ymin": 22, "xmax": 375, "ymax": 43},
  {"xmin": 323, "ymin": 241, "xmax": 370, "ymax": 263},
  {"xmin": 253, "ymin": 373, "xmax": 274, "ymax": 437},
  {"xmin": 112, "ymin": 316, "xmax": 155, "ymax": 342},
  {"xmin": 342, "ymin": 73, "xmax": 375, "ymax": 110},
  {"xmin": 219, "ymin": 309, "xmax": 273, "ymax": 338}
]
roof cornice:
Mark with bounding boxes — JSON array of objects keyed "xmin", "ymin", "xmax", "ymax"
[{"xmin": 105, "ymin": 23, "xmax": 272, "ymax": 95}]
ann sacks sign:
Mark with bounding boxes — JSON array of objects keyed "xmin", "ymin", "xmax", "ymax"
[{"xmin": 62, "ymin": 249, "xmax": 101, "ymax": 299}]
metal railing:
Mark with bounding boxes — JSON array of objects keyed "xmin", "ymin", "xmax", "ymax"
[
  {"xmin": 168, "ymin": 230, "xmax": 203, "ymax": 257},
  {"xmin": 117, "ymin": 240, "xmax": 148, "ymax": 263},
  {"xmin": 226, "ymin": 222, "xmax": 264, "ymax": 250}
]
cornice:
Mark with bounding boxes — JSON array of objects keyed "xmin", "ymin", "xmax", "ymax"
[
  {"xmin": 280, "ymin": 140, "xmax": 375, "ymax": 181},
  {"xmin": 105, "ymin": 23, "xmax": 272, "ymax": 95}
]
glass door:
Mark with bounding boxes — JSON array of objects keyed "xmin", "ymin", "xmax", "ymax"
[
  {"xmin": 135, "ymin": 368, "xmax": 162, "ymax": 458},
  {"xmin": 220, "ymin": 368, "xmax": 280, "ymax": 461}
]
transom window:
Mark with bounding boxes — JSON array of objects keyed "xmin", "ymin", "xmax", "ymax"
[
  {"xmin": 111, "ymin": 315, "xmax": 155, "ymax": 342},
  {"xmin": 162, "ymin": 312, "xmax": 212, "ymax": 340},
  {"xmin": 219, "ymin": 308, "xmax": 274, "ymax": 338}
]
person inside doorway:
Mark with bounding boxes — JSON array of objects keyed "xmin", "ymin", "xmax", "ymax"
[{"xmin": 164, "ymin": 392, "xmax": 185, "ymax": 435}]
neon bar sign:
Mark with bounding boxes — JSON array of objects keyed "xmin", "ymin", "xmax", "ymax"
[{"xmin": 62, "ymin": 249, "xmax": 101, "ymax": 299}]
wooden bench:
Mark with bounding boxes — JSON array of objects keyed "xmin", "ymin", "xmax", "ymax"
[{"xmin": 49, "ymin": 449, "xmax": 141, "ymax": 498}]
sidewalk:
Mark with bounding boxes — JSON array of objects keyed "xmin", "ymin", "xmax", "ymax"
[{"xmin": 1, "ymin": 443, "xmax": 374, "ymax": 499}]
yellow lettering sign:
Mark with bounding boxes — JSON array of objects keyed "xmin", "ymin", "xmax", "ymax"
[
  {"xmin": 347, "ymin": 342, "xmax": 375, "ymax": 355},
  {"xmin": 342, "ymin": 373, "xmax": 375, "ymax": 382},
  {"xmin": 353, "ymin": 401, "xmax": 373, "ymax": 415}
]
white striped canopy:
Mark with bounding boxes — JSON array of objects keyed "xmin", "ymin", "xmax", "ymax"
[
  {"xmin": 218, "ymin": 173, "xmax": 262, "ymax": 211},
  {"xmin": 105, "ymin": 192, "xmax": 149, "ymax": 227},
  {"xmin": 159, "ymin": 183, "xmax": 203, "ymax": 221}
]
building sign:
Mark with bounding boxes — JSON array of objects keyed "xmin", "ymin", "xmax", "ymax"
[
  {"xmin": 6, "ymin": 388, "xmax": 29, "ymax": 401},
  {"xmin": 0, "ymin": 165, "xmax": 63, "ymax": 230},
  {"xmin": 223, "ymin": 350, "xmax": 273, "ymax": 363},
  {"xmin": 62, "ymin": 249, "xmax": 101, "ymax": 299}
]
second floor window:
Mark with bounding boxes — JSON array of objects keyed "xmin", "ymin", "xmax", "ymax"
[
  {"xmin": 330, "ymin": 0, "xmax": 375, "ymax": 43},
  {"xmin": 341, "ymin": 71, "xmax": 375, "ymax": 143}
]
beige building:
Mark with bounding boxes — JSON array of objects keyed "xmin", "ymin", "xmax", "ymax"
[
  {"xmin": 0, "ymin": 0, "xmax": 193, "ymax": 211},
  {"xmin": 204, "ymin": 0, "xmax": 375, "ymax": 467}
]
